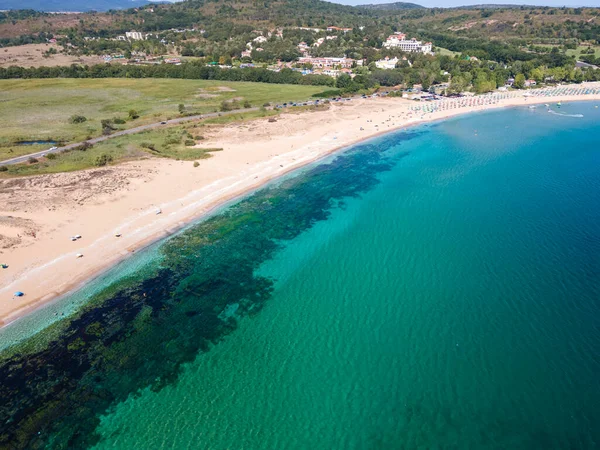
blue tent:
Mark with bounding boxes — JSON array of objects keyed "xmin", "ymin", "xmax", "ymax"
[{"xmin": 14, "ymin": 291, "xmax": 24, "ymax": 297}]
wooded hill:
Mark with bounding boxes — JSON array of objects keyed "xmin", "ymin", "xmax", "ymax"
[
  {"xmin": 357, "ymin": 2, "xmax": 424, "ymax": 10},
  {"xmin": 1, "ymin": 0, "xmax": 598, "ymax": 43},
  {"xmin": 0, "ymin": 0, "xmax": 599, "ymax": 70}
]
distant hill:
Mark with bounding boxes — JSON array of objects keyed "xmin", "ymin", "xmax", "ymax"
[
  {"xmin": 357, "ymin": 2, "xmax": 424, "ymax": 10},
  {"xmin": 0, "ymin": 0, "xmax": 175, "ymax": 12},
  {"xmin": 453, "ymin": 4, "xmax": 537, "ymax": 9}
]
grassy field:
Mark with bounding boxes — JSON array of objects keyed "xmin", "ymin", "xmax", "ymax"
[
  {"xmin": 435, "ymin": 47, "xmax": 459, "ymax": 57},
  {"xmin": 0, "ymin": 109, "xmax": 281, "ymax": 176},
  {"xmin": 0, "ymin": 78, "xmax": 327, "ymax": 162},
  {"xmin": 533, "ymin": 44, "xmax": 600, "ymax": 60},
  {"xmin": 565, "ymin": 45, "xmax": 600, "ymax": 59}
]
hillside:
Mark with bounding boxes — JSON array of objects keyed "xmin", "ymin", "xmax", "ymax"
[
  {"xmin": 1, "ymin": 0, "xmax": 598, "ymax": 41},
  {"xmin": 0, "ymin": 0, "xmax": 174, "ymax": 12},
  {"xmin": 0, "ymin": 0, "xmax": 381, "ymax": 39},
  {"xmin": 357, "ymin": 2, "xmax": 424, "ymax": 10}
]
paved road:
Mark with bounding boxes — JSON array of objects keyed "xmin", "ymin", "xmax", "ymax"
[{"xmin": 0, "ymin": 107, "xmax": 261, "ymax": 166}]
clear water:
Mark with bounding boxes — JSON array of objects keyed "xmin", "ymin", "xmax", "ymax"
[
  {"xmin": 2, "ymin": 103, "xmax": 600, "ymax": 449},
  {"xmin": 15, "ymin": 140, "xmax": 57, "ymax": 145}
]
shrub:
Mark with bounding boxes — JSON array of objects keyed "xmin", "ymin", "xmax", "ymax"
[
  {"xmin": 0, "ymin": 166, "xmax": 8, "ymax": 172},
  {"xmin": 184, "ymin": 139, "xmax": 196, "ymax": 146},
  {"xmin": 194, "ymin": 135, "xmax": 204, "ymax": 141},
  {"xmin": 28, "ymin": 157, "xmax": 39, "ymax": 164},
  {"xmin": 220, "ymin": 100, "xmax": 233, "ymax": 112},
  {"xmin": 95, "ymin": 154, "xmax": 113, "ymax": 167},
  {"xmin": 243, "ymin": 100, "xmax": 251, "ymax": 108},
  {"xmin": 163, "ymin": 136, "xmax": 180, "ymax": 146},
  {"xmin": 128, "ymin": 109, "xmax": 139, "ymax": 120},
  {"xmin": 101, "ymin": 119, "xmax": 115, "ymax": 135},
  {"xmin": 178, "ymin": 103, "xmax": 185, "ymax": 113},
  {"xmin": 112, "ymin": 117, "xmax": 126, "ymax": 124},
  {"xmin": 45, "ymin": 153, "xmax": 57, "ymax": 160},
  {"xmin": 141, "ymin": 142, "xmax": 156, "ymax": 151},
  {"xmin": 193, "ymin": 161, "xmax": 199, "ymax": 167},
  {"xmin": 69, "ymin": 115, "xmax": 87, "ymax": 124},
  {"xmin": 263, "ymin": 102, "xmax": 270, "ymax": 107},
  {"xmin": 76, "ymin": 141, "xmax": 93, "ymax": 151}
]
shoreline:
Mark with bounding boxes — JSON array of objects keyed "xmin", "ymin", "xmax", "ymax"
[{"xmin": 2, "ymin": 88, "xmax": 600, "ymax": 330}]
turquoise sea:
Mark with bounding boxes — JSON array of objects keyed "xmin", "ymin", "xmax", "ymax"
[{"xmin": 1, "ymin": 102, "xmax": 600, "ymax": 449}]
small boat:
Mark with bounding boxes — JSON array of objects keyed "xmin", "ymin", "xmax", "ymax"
[
  {"xmin": 76, "ymin": 253, "xmax": 83, "ymax": 258},
  {"xmin": 115, "ymin": 233, "xmax": 122, "ymax": 238},
  {"xmin": 156, "ymin": 208, "xmax": 162, "ymax": 215},
  {"xmin": 1, "ymin": 264, "xmax": 8, "ymax": 269},
  {"xmin": 14, "ymin": 291, "xmax": 24, "ymax": 297},
  {"xmin": 557, "ymin": 102, "xmax": 562, "ymax": 107},
  {"xmin": 528, "ymin": 105, "xmax": 536, "ymax": 109}
]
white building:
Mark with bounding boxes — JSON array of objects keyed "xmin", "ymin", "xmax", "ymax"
[
  {"xmin": 298, "ymin": 56, "xmax": 362, "ymax": 69},
  {"xmin": 375, "ymin": 56, "xmax": 411, "ymax": 69},
  {"xmin": 125, "ymin": 31, "xmax": 145, "ymax": 41},
  {"xmin": 383, "ymin": 32, "xmax": 432, "ymax": 54},
  {"xmin": 297, "ymin": 42, "xmax": 310, "ymax": 55},
  {"xmin": 375, "ymin": 56, "xmax": 399, "ymax": 70}
]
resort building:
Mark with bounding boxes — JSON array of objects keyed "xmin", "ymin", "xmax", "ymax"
[
  {"xmin": 375, "ymin": 56, "xmax": 411, "ymax": 70},
  {"xmin": 375, "ymin": 56, "xmax": 399, "ymax": 70},
  {"xmin": 383, "ymin": 32, "xmax": 432, "ymax": 54},
  {"xmin": 297, "ymin": 56, "xmax": 362, "ymax": 69},
  {"xmin": 297, "ymin": 42, "xmax": 310, "ymax": 56},
  {"xmin": 125, "ymin": 31, "xmax": 146, "ymax": 41}
]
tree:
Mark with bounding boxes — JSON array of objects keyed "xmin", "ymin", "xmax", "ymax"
[
  {"xmin": 69, "ymin": 115, "xmax": 87, "ymax": 124},
  {"xmin": 530, "ymin": 67, "xmax": 544, "ymax": 83},
  {"xmin": 178, "ymin": 103, "xmax": 185, "ymax": 113},
  {"xmin": 336, "ymin": 73, "xmax": 352, "ymax": 90},
  {"xmin": 514, "ymin": 73, "xmax": 526, "ymax": 89},
  {"xmin": 128, "ymin": 109, "xmax": 139, "ymax": 120}
]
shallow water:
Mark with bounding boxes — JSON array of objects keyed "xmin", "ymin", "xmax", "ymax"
[
  {"xmin": 14, "ymin": 140, "xmax": 57, "ymax": 146},
  {"xmin": 1, "ymin": 103, "xmax": 600, "ymax": 449}
]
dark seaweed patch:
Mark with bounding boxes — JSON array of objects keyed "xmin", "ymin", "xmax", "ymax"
[{"xmin": 0, "ymin": 137, "xmax": 409, "ymax": 449}]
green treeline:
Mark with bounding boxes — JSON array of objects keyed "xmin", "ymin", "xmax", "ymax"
[
  {"xmin": 1, "ymin": 58, "xmax": 599, "ymax": 92},
  {"xmin": 0, "ymin": 63, "xmax": 335, "ymax": 87}
]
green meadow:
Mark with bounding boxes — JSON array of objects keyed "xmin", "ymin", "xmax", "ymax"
[
  {"xmin": 0, "ymin": 78, "xmax": 326, "ymax": 163},
  {"xmin": 0, "ymin": 108, "xmax": 287, "ymax": 176}
]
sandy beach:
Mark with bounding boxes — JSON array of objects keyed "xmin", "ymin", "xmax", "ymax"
[{"xmin": 2, "ymin": 85, "xmax": 600, "ymax": 327}]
